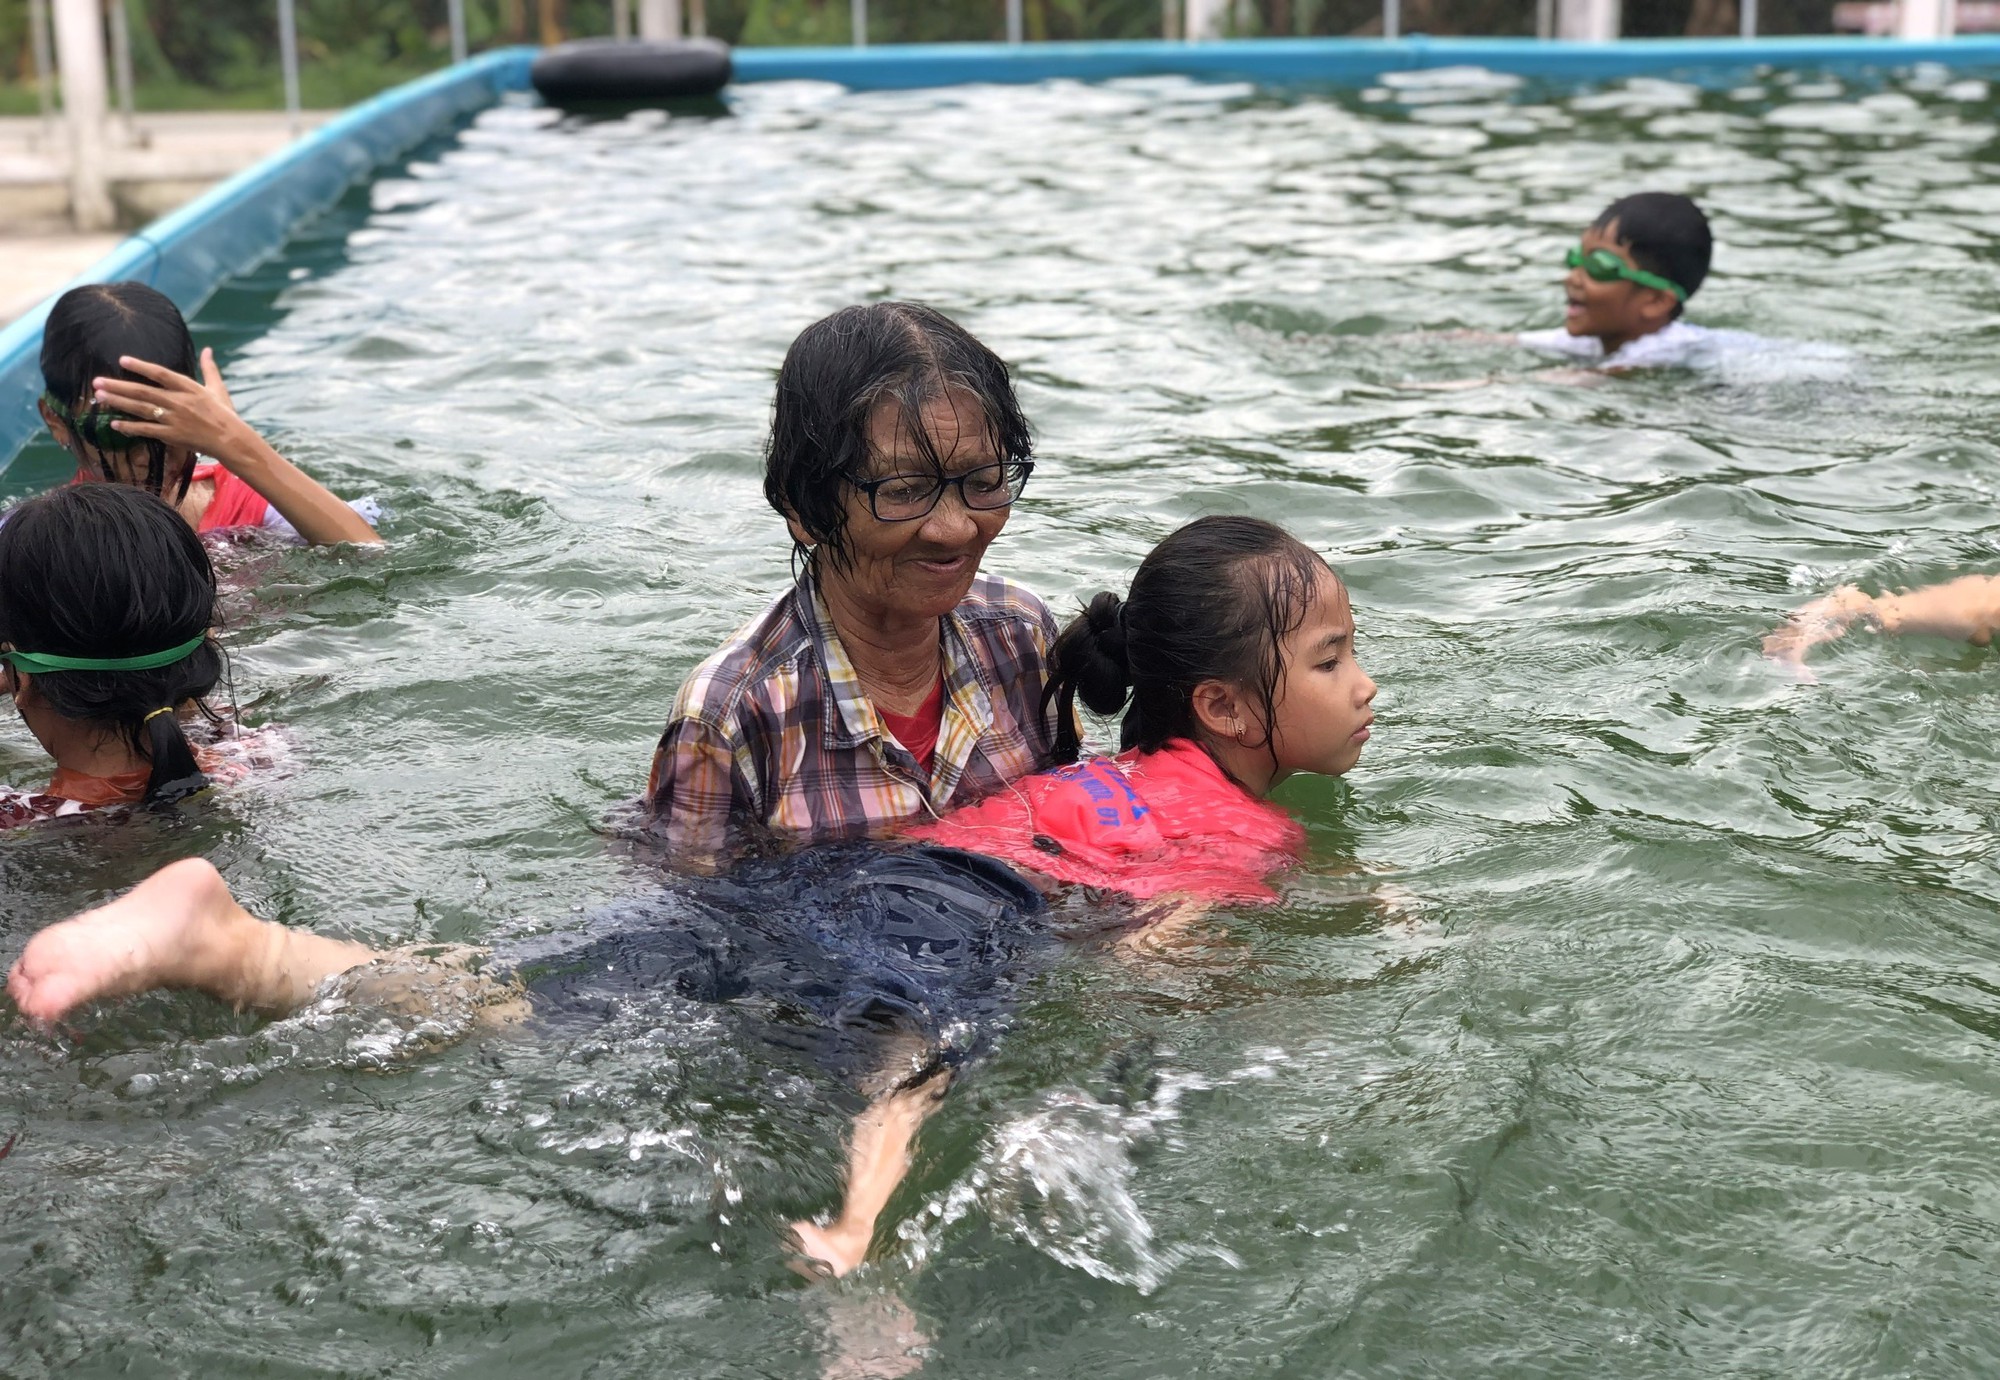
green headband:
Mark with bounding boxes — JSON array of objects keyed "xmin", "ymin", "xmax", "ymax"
[
  {"xmin": 41, "ymin": 390, "xmax": 141, "ymax": 452},
  {"xmin": 0, "ymin": 633, "xmax": 207, "ymax": 677}
]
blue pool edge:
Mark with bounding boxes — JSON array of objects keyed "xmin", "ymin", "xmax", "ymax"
[{"xmin": 10, "ymin": 33, "xmax": 2000, "ymax": 470}]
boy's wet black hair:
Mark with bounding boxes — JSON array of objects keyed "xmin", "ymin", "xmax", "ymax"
[
  {"xmin": 763, "ymin": 302, "xmax": 1032, "ymax": 574},
  {"xmin": 0, "ymin": 484, "xmax": 222, "ymax": 803},
  {"xmin": 39, "ymin": 281, "xmax": 200, "ymax": 504},
  {"xmin": 1041, "ymin": 515, "xmax": 1334, "ymax": 767},
  {"xmin": 1594, "ymin": 193, "xmax": 1713, "ymax": 319}
]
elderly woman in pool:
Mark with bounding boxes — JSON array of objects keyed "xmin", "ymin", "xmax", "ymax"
[{"xmin": 647, "ymin": 303, "xmax": 1057, "ymax": 862}]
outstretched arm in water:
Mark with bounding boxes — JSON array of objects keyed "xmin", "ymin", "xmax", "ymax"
[{"xmin": 1765, "ymin": 574, "xmax": 2000, "ymax": 675}]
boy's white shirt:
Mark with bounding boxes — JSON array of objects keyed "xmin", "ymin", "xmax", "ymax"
[{"xmin": 1515, "ymin": 320, "xmax": 1760, "ymax": 370}]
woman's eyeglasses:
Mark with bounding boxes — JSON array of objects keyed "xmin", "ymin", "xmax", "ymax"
[{"xmin": 849, "ymin": 460, "xmax": 1035, "ymax": 523}]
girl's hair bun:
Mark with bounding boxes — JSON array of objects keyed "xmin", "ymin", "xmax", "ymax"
[{"xmin": 1041, "ymin": 590, "xmax": 1133, "ymax": 764}]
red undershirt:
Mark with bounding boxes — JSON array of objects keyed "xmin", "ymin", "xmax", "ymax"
[{"xmin": 879, "ymin": 679, "xmax": 945, "ymax": 773}]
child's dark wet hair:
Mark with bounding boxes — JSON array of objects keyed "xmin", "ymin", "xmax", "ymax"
[
  {"xmin": 1042, "ymin": 515, "xmax": 1334, "ymax": 765},
  {"xmin": 763, "ymin": 302, "xmax": 1032, "ymax": 572},
  {"xmin": 0, "ymin": 484, "xmax": 223, "ymax": 802},
  {"xmin": 40, "ymin": 281, "xmax": 200, "ymax": 504},
  {"xmin": 1593, "ymin": 193, "xmax": 1713, "ymax": 319}
]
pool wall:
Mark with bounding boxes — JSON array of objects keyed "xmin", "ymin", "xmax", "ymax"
[{"xmin": 9, "ymin": 33, "xmax": 2000, "ymax": 468}]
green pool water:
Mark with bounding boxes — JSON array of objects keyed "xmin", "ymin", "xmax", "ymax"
[{"xmin": 4, "ymin": 65, "xmax": 2000, "ymax": 1377}]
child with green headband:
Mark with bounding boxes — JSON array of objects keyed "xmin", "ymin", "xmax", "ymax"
[
  {"xmin": 38, "ymin": 282, "xmax": 380, "ymax": 546},
  {"xmin": 1517, "ymin": 192, "xmax": 1750, "ymax": 372},
  {"xmin": 0, "ymin": 484, "xmax": 241, "ymax": 825}
]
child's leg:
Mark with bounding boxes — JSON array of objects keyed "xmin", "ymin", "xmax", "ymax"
[
  {"xmin": 9, "ymin": 857, "xmax": 383, "ymax": 1023},
  {"xmin": 790, "ymin": 1066, "xmax": 952, "ymax": 1278}
]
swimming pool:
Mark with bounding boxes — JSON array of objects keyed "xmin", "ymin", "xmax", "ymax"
[{"xmin": 4, "ymin": 64, "xmax": 2000, "ymax": 1375}]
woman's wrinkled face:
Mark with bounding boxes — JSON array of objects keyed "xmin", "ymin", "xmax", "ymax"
[{"xmin": 820, "ymin": 389, "xmax": 1012, "ymax": 627}]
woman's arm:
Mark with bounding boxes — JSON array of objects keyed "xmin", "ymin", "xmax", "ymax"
[
  {"xmin": 94, "ymin": 350, "xmax": 382, "ymax": 546},
  {"xmin": 1765, "ymin": 575, "xmax": 2000, "ymax": 674},
  {"xmin": 645, "ymin": 714, "xmax": 756, "ymax": 873}
]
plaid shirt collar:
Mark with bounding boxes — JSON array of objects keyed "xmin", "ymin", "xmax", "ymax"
[{"xmin": 798, "ymin": 571, "xmax": 997, "ymax": 779}]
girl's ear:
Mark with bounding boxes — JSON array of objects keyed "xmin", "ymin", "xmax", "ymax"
[
  {"xmin": 38, "ymin": 398, "xmax": 73, "ymax": 450},
  {"xmin": 784, "ymin": 511, "xmax": 813, "ymax": 550},
  {"xmin": 1190, "ymin": 679, "xmax": 1246, "ymax": 743}
]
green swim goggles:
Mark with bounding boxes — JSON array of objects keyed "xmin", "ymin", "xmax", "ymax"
[
  {"xmin": 0, "ymin": 633, "xmax": 207, "ymax": 677},
  {"xmin": 1564, "ymin": 246, "xmax": 1688, "ymax": 302}
]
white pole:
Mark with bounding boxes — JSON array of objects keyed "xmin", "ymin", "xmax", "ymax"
[
  {"xmin": 852, "ymin": 0, "xmax": 867, "ymax": 45},
  {"xmin": 1536, "ymin": 0, "xmax": 1555, "ymax": 36},
  {"xmin": 689, "ymin": 0, "xmax": 707, "ymax": 37},
  {"xmin": 613, "ymin": 0, "xmax": 631, "ymax": 37},
  {"xmin": 52, "ymin": 0, "xmax": 114, "ymax": 231},
  {"xmin": 109, "ymin": 0, "xmax": 135, "ymax": 125},
  {"xmin": 639, "ymin": 0, "xmax": 682, "ymax": 38},
  {"xmin": 1739, "ymin": 0, "xmax": 1756, "ymax": 33},
  {"xmin": 1007, "ymin": 0, "xmax": 1024, "ymax": 41},
  {"xmin": 1184, "ymin": 0, "xmax": 1226, "ymax": 39},
  {"xmin": 29, "ymin": 0, "xmax": 57, "ymax": 148},
  {"xmin": 1896, "ymin": 0, "xmax": 1952, "ymax": 35},
  {"xmin": 449, "ymin": 0, "xmax": 468, "ymax": 60},
  {"xmin": 1384, "ymin": 0, "xmax": 1400, "ymax": 36},
  {"xmin": 1557, "ymin": 0, "xmax": 1619, "ymax": 39},
  {"xmin": 277, "ymin": 0, "xmax": 301, "ymax": 135}
]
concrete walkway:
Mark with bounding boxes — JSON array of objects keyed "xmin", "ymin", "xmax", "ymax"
[{"xmin": 0, "ymin": 109, "xmax": 332, "ymax": 325}]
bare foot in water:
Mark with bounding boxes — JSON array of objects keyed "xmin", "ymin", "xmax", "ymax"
[
  {"xmin": 8, "ymin": 858, "xmax": 252, "ymax": 1022},
  {"xmin": 6, "ymin": 857, "xmax": 373, "ymax": 1023}
]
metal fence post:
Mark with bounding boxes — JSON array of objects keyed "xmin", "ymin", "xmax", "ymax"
[
  {"xmin": 1739, "ymin": 0, "xmax": 1757, "ymax": 34},
  {"xmin": 613, "ymin": 0, "xmax": 631, "ymax": 36},
  {"xmin": 1007, "ymin": 0, "xmax": 1024, "ymax": 41},
  {"xmin": 690, "ymin": 0, "xmax": 708, "ymax": 37},
  {"xmin": 852, "ymin": 0, "xmax": 867, "ymax": 45},
  {"xmin": 449, "ymin": 0, "xmax": 468, "ymax": 60},
  {"xmin": 1384, "ymin": 0, "xmax": 1401, "ymax": 36},
  {"xmin": 108, "ymin": 0, "xmax": 136, "ymax": 134},
  {"xmin": 277, "ymin": 0, "xmax": 301, "ymax": 135},
  {"xmin": 639, "ymin": 0, "xmax": 681, "ymax": 37},
  {"xmin": 29, "ymin": 0, "xmax": 57, "ymax": 148},
  {"xmin": 1537, "ymin": 0, "xmax": 1555, "ymax": 36}
]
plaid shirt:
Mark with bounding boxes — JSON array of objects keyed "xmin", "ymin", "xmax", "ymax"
[{"xmin": 647, "ymin": 570, "xmax": 1058, "ymax": 862}]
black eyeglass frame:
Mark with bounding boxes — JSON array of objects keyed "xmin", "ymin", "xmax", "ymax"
[{"xmin": 846, "ymin": 459, "xmax": 1036, "ymax": 523}]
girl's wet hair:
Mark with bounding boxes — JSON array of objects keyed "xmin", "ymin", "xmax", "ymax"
[
  {"xmin": 0, "ymin": 484, "xmax": 223, "ymax": 802},
  {"xmin": 1043, "ymin": 515, "xmax": 1333, "ymax": 765},
  {"xmin": 40, "ymin": 281, "xmax": 200, "ymax": 504},
  {"xmin": 763, "ymin": 302, "xmax": 1032, "ymax": 572}
]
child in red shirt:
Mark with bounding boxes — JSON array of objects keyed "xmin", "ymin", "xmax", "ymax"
[{"xmin": 36, "ymin": 282, "xmax": 380, "ymax": 546}]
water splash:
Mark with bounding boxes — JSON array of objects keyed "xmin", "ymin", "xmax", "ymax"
[{"xmin": 898, "ymin": 1071, "xmax": 1241, "ymax": 1294}]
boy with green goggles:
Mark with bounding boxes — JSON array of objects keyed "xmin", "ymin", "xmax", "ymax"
[{"xmin": 1517, "ymin": 191, "xmax": 1736, "ymax": 371}]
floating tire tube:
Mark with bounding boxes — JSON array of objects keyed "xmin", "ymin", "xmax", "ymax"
[{"xmin": 530, "ymin": 38, "xmax": 733, "ymax": 104}]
